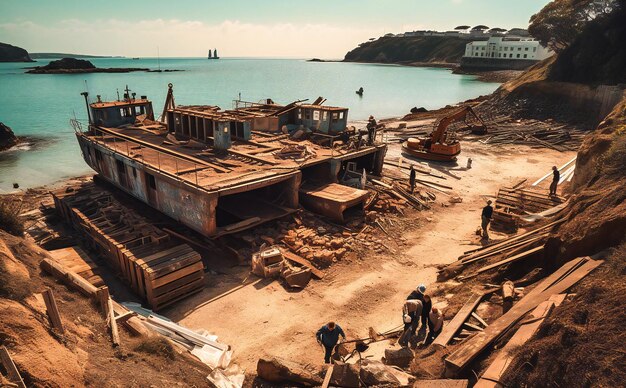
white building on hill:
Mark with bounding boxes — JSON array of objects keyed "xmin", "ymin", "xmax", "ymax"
[{"xmin": 464, "ymin": 36, "xmax": 552, "ymax": 61}]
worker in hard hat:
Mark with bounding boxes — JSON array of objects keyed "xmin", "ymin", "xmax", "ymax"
[
  {"xmin": 481, "ymin": 200, "xmax": 494, "ymax": 240},
  {"xmin": 399, "ymin": 299, "xmax": 423, "ymax": 347},
  {"xmin": 409, "ymin": 165, "xmax": 416, "ymax": 194},
  {"xmin": 425, "ymin": 307, "xmax": 444, "ymax": 345},
  {"xmin": 549, "ymin": 166, "xmax": 560, "ymax": 197},
  {"xmin": 316, "ymin": 321, "xmax": 346, "ymax": 364},
  {"xmin": 406, "ymin": 284, "xmax": 432, "ymax": 329}
]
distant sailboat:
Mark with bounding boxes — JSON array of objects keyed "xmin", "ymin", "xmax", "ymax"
[{"xmin": 208, "ymin": 48, "xmax": 220, "ymax": 60}]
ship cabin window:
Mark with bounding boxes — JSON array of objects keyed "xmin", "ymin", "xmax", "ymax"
[
  {"xmin": 297, "ymin": 109, "xmax": 302, "ymax": 120},
  {"xmin": 322, "ymin": 111, "xmax": 328, "ymax": 120},
  {"xmin": 339, "ymin": 112, "xmax": 345, "ymax": 120},
  {"xmin": 332, "ymin": 112, "xmax": 339, "ymax": 120},
  {"xmin": 313, "ymin": 110, "xmax": 320, "ymax": 121},
  {"xmin": 305, "ymin": 109, "xmax": 311, "ymax": 120}
]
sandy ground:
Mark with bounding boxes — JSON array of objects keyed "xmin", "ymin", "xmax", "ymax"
[{"xmin": 158, "ymin": 134, "xmax": 576, "ymax": 372}]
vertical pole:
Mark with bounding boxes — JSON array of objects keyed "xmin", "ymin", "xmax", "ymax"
[
  {"xmin": 42, "ymin": 289, "xmax": 65, "ymax": 334},
  {"xmin": 107, "ymin": 297, "xmax": 121, "ymax": 347},
  {"xmin": 96, "ymin": 286, "xmax": 110, "ymax": 316}
]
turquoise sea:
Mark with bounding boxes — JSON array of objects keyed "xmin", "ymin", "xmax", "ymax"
[{"xmin": 0, "ymin": 57, "xmax": 499, "ymax": 192}]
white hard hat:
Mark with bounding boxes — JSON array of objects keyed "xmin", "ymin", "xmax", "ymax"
[{"xmin": 417, "ymin": 284, "xmax": 426, "ymax": 293}]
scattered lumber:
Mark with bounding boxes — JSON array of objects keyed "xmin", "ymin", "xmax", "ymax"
[
  {"xmin": 321, "ymin": 364, "xmax": 334, "ymax": 388},
  {"xmin": 48, "ymin": 246, "xmax": 105, "ymax": 287},
  {"xmin": 444, "ymin": 257, "xmax": 603, "ymax": 376},
  {"xmin": 0, "ymin": 346, "xmax": 26, "ymax": 388},
  {"xmin": 474, "ymin": 295, "xmax": 567, "ymax": 388},
  {"xmin": 413, "ymin": 379, "xmax": 469, "ymax": 388},
  {"xmin": 532, "ymin": 157, "xmax": 577, "ymax": 186},
  {"xmin": 256, "ymin": 357, "xmax": 324, "ymax": 386},
  {"xmin": 491, "ymin": 187, "xmax": 566, "ymax": 232},
  {"xmin": 459, "ymin": 245, "xmax": 545, "ymax": 280},
  {"xmin": 42, "ymin": 289, "xmax": 65, "ymax": 334},
  {"xmin": 433, "ymin": 291, "xmax": 492, "ymax": 348},
  {"xmin": 281, "ymin": 249, "xmax": 324, "ymax": 280}
]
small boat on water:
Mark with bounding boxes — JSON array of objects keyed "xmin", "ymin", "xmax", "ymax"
[{"xmin": 208, "ymin": 48, "xmax": 220, "ymax": 60}]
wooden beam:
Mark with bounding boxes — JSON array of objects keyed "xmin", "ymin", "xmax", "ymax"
[
  {"xmin": 281, "ymin": 249, "xmax": 324, "ymax": 280},
  {"xmin": 474, "ymin": 299, "xmax": 561, "ymax": 388},
  {"xmin": 444, "ymin": 257, "xmax": 602, "ymax": 376},
  {"xmin": 41, "ymin": 258, "xmax": 98, "ymax": 297},
  {"xmin": 107, "ymin": 297, "xmax": 121, "ymax": 347},
  {"xmin": 433, "ymin": 292, "xmax": 484, "ymax": 348},
  {"xmin": 42, "ymin": 289, "xmax": 65, "ymax": 334},
  {"xmin": 96, "ymin": 286, "xmax": 110, "ymax": 316},
  {"xmin": 461, "ymin": 245, "xmax": 545, "ymax": 280},
  {"xmin": 321, "ymin": 364, "xmax": 334, "ymax": 388},
  {"xmin": 0, "ymin": 346, "xmax": 26, "ymax": 388},
  {"xmin": 471, "ymin": 312, "xmax": 488, "ymax": 328}
]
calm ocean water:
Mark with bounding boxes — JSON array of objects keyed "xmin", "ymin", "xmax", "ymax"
[{"xmin": 0, "ymin": 57, "xmax": 499, "ymax": 192}]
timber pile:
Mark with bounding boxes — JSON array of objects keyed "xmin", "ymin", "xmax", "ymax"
[
  {"xmin": 491, "ymin": 187, "xmax": 565, "ymax": 232},
  {"xmin": 439, "ymin": 219, "xmax": 563, "ymax": 280},
  {"xmin": 52, "ymin": 183, "xmax": 204, "ymax": 311},
  {"xmin": 444, "ymin": 257, "xmax": 603, "ymax": 377},
  {"xmin": 473, "ymin": 115, "xmax": 586, "ymax": 151}
]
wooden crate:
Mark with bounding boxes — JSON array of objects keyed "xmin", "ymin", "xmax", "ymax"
[{"xmin": 52, "ymin": 183, "xmax": 205, "ymax": 311}]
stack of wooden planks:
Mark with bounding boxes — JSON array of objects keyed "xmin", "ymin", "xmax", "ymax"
[
  {"xmin": 48, "ymin": 246, "xmax": 105, "ymax": 288},
  {"xmin": 491, "ymin": 187, "xmax": 565, "ymax": 232},
  {"xmin": 52, "ymin": 183, "xmax": 205, "ymax": 311},
  {"xmin": 444, "ymin": 256, "xmax": 603, "ymax": 377}
]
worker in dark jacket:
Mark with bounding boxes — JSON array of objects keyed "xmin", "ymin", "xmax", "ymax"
[
  {"xmin": 425, "ymin": 307, "xmax": 444, "ymax": 345},
  {"xmin": 549, "ymin": 166, "xmax": 560, "ymax": 196},
  {"xmin": 409, "ymin": 165, "xmax": 416, "ymax": 193},
  {"xmin": 481, "ymin": 200, "xmax": 493, "ymax": 240},
  {"xmin": 366, "ymin": 115, "xmax": 377, "ymax": 145},
  {"xmin": 316, "ymin": 321, "xmax": 346, "ymax": 364},
  {"xmin": 406, "ymin": 284, "xmax": 431, "ymax": 328}
]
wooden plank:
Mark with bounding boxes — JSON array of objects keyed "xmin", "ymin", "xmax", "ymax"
[
  {"xmin": 321, "ymin": 364, "xmax": 334, "ymax": 388},
  {"xmin": 471, "ymin": 312, "xmax": 488, "ymax": 328},
  {"xmin": 445, "ymin": 258, "xmax": 602, "ymax": 376},
  {"xmin": 42, "ymin": 289, "xmax": 65, "ymax": 334},
  {"xmin": 96, "ymin": 286, "xmax": 110, "ymax": 315},
  {"xmin": 462, "ymin": 322, "xmax": 483, "ymax": 332},
  {"xmin": 40, "ymin": 258, "xmax": 98, "ymax": 297},
  {"xmin": 461, "ymin": 245, "xmax": 545, "ymax": 279},
  {"xmin": 433, "ymin": 292, "xmax": 484, "ymax": 348},
  {"xmin": 474, "ymin": 300, "xmax": 558, "ymax": 388},
  {"xmin": 107, "ymin": 297, "xmax": 121, "ymax": 347},
  {"xmin": 413, "ymin": 379, "xmax": 468, "ymax": 388},
  {"xmin": 0, "ymin": 346, "xmax": 26, "ymax": 388},
  {"xmin": 281, "ymin": 249, "xmax": 324, "ymax": 280}
]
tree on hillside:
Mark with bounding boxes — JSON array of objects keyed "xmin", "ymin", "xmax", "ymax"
[
  {"xmin": 471, "ymin": 25, "xmax": 489, "ymax": 31},
  {"xmin": 454, "ymin": 25, "xmax": 471, "ymax": 30},
  {"xmin": 488, "ymin": 28, "xmax": 508, "ymax": 33},
  {"xmin": 529, "ymin": 0, "xmax": 617, "ymax": 52}
]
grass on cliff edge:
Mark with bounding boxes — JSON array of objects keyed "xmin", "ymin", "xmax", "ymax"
[{"xmin": 0, "ymin": 198, "xmax": 24, "ymax": 236}]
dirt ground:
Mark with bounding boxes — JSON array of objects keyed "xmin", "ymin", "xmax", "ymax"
[{"xmin": 156, "ymin": 128, "xmax": 577, "ymax": 372}]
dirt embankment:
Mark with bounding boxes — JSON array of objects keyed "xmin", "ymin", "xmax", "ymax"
[
  {"xmin": 0, "ymin": 230, "xmax": 212, "ymax": 387},
  {"xmin": 501, "ymin": 99, "xmax": 626, "ymax": 387}
]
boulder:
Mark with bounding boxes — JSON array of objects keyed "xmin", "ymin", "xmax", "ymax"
[
  {"xmin": 330, "ymin": 363, "xmax": 360, "ymax": 388},
  {"xmin": 256, "ymin": 357, "xmax": 323, "ymax": 386},
  {"xmin": 384, "ymin": 347, "xmax": 414, "ymax": 368},
  {"xmin": 360, "ymin": 359, "xmax": 414, "ymax": 386},
  {"xmin": 0, "ymin": 122, "xmax": 18, "ymax": 151}
]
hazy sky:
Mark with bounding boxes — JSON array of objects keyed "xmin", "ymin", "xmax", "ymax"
[{"xmin": 0, "ymin": 0, "xmax": 550, "ymax": 58}]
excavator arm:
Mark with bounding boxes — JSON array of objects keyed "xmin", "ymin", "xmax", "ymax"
[{"xmin": 430, "ymin": 106, "xmax": 486, "ymax": 143}]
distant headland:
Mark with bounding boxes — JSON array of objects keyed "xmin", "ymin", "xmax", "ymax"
[
  {"xmin": 26, "ymin": 58, "xmax": 149, "ymax": 74},
  {"xmin": 0, "ymin": 42, "xmax": 34, "ymax": 62}
]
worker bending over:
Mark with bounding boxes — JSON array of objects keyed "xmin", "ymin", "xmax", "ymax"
[
  {"xmin": 406, "ymin": 284, "xmax": 431, "ymax": 328},
  {"xmin": 425, "ymin": 307, "xmax": 444, "ymax": 345},
  {"xmin": 549, "ymin": 166, "xmax": 560, "ymax": 197},
  {"xmin": 316, "ymin": 321, "xmax": 346, "ymax": 364},
  {"xmin": 481, "ymin": 200, "xmax": 493, "ymax": 240},
  {"xmin": 409, "ymin": 165, "xmax": 416, "ymax": 194},
  {"xmin": 399, "ymin": 299, "xmax": 423, "ymax": 347}
]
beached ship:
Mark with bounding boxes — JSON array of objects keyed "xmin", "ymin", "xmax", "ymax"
[{"xmin": 73, "ymin": 84, "xmax": 386, "ymax": 238}]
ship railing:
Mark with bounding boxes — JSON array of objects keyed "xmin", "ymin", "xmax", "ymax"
[
  {"xmin": 70, "ymin": 119, "xmax": 84, "ymax": 133},
  {"xmin": 87, "ymin": 127, "xmax": 204, "ymax": 188}
]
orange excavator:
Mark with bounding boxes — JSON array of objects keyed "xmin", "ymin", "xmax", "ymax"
[{"xmin": 402, "ymin": 106, "xmax": 486, "ymax": 162}]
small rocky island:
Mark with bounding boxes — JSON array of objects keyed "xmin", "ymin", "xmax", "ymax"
[
  {"xmin": 0, "ymin": 123, "xmax": 19, "ymax": 151},
  {"xmin": 26, "ymin": 58, "xmax": 150, "ymax": 74}
]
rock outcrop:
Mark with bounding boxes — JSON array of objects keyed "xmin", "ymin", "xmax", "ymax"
[
  {"xmin": 0, "ymin": 42, "xmax": 33, "ymax": 62},
  {"xmin": 27, "ymin": 57, "xmax": 149, "ymax": 74},
  {"xmin": 0, "ymin": 122, "xmax": 18, "ymax": 151}
]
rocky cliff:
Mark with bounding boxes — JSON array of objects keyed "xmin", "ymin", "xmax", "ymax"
[
  {"xmin": 343, "ymin": 36, "xmax": 470, "ymax": 65},
  {"xmin": 0, "ymin": 123, "xmax": 18, "ymax": 151},
  {"xmin": 0, "ymin": 42, "xmax": 33, "ymax": 62}
]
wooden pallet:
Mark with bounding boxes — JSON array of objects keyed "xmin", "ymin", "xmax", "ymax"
[{"xmin": 52, "ymin": 183, "xmax": 205, "ymax": 311}]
